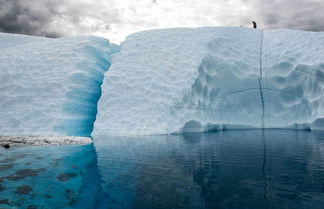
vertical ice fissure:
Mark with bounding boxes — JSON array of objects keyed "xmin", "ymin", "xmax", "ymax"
[{"xmin": 258, "ymin": 30, "xmax": 265, "ymax": 129}]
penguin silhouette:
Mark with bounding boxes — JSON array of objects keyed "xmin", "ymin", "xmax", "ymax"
[{"xmin": 2, "ymin": 144, "xmax": 10, "ymax": 149}]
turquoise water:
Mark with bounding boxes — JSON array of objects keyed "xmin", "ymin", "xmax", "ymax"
[{"xmin": 1, "ymin": 130, "xmax": 324, "ymax": 209}]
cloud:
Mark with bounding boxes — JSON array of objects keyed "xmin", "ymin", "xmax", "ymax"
[
  {"xmin": 0, "ymin": 0, "xmax": 122, "ymax": 39},
  {"xmin": 250, "ymin": 0, "xmax": 324, "ymax": 31},
  {"xmin": 0, "ymin": 0, "xmax": 59, "ymax": 37},
  {"xmin": 0, "ymin": 0, "xmax": 323, "ymax": 43}
]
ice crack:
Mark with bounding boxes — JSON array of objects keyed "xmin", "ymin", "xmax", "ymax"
[{"xmin": 258, "ymin": 30, "xmax": 265, "ymax": 129}]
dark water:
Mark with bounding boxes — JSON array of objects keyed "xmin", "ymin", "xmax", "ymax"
[{"xmin": 1, "ymin": 130, "xmax": 324, "ymax": 209}]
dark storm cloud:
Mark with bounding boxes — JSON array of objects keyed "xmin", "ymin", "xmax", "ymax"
[
  {"xmin": 0, "ymin": 0, "xmax": 62, "ymax": 37},
  {"xmin": 0, "ymin": 0, "xmax": 121, "ymax": 38},
  {"xmin": 252, "ymin": 0, "xmax": 324, "ymax": 31},
  {"xmin": 0, "ymin": 0, "xmax": 323, "ymax": 42}
]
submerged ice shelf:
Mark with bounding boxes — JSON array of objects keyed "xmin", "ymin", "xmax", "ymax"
[
  {"xmin": 93, "ymin": 27, "xmax": 324, "ymax": 136},
  {"xmin": 1, "ymin": 27, "xmax": 324, "ymax": 138}
]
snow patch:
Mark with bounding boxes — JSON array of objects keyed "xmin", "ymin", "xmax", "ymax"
[{"xmin": 0, "ymin": 135, "xmax": 92, "ymax": 147}]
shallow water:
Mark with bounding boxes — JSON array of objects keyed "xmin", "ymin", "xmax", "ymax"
[{"xmin": 1, "ymin": 130, "xmax": 324, "ymax": 209}]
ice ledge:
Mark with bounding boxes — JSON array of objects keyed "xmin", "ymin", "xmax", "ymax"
[{"xmin": 0, "ymin": 135, "xmax": 92, "ymax": 147}]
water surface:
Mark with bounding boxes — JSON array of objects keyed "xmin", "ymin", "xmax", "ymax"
[
  {"xmin": 1, "ymin": 130, "xmax": 324, "ymax": 209},
  {"xmin": 95, "ymin": 130, "xmax": 324, "ymax": 209}
]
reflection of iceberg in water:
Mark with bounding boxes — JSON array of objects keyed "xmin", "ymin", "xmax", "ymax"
[
  {"xmin": 0, "ymin": 144, "xmax": 107, "ymax": 209},
  {"xmin": 73, "ymin": 144, "xmax": 110, "ymax": 209},
  {"xmin": 94, "ymin": 130, "xmax": 324, "ymax": 209}
]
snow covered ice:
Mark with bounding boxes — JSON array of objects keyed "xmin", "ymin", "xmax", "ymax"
[
  {"xmin": 0, "ymin": 33, "xmax": 119, "ymax": 138},
  {"xmin": 93, "ymin": 27, "xmax": 324, "ymax": 136}
]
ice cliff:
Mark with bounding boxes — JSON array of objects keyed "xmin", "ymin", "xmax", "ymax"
[
  {"xmin": 93, "ymin": 27, "xmax": 324, "ymax": 136},
  {"xmin": 1, "ymin": 27, "xmax": 323, "ymax": 138},
  {"xmin": 0, "ymin": 33, "xmax": 119, "ymax": 137}
]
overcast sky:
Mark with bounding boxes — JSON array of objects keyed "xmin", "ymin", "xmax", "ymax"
[{"xmin": 0, "ymin": 0, "xmax": 323, "ymax": 43}]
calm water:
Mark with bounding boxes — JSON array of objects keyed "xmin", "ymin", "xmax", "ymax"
[{"xmin": 1, "ymin": 130, "xmax": 324, "ymax": 209}]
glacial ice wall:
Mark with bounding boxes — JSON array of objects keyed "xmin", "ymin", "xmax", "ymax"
[
  {"xmin": 0, "ymin": 33, "xmax": 119, "ymax": 137},
  {"xmin": 93, "ymin": 27, "xmax": 324, "ymax": 136},
  {"xmin": 1, "ymin": 28, "xmax": 323, "ymax": 138}
]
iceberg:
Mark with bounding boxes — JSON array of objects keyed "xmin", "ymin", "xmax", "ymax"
[
  {"xmin": 1, "ymin": 27, "xmax": 323, "ymax": 138},
  {"xmin": 93, "ymin": 27, "xmax": 324, "ymax": 136},
  {"xmin": 0, "ymin": 33, "xmax": 119, "ymax": 137}
]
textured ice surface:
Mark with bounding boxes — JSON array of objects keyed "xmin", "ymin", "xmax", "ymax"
[
  {"xmin": 93, "ymin": 27, "xmax": 324, "ymax": 136},
  {"xmin": 1, "ymin": 28, "xmax": 323, "ymax": 138},
  {"xmin": 0, "ymin": 33, "xmax": 119, "ymax": 137},
  {"xmin": 94, "ymin": 27, "xmax": 262, "ymax": 136},
  {"xmin": 262, "ymin": 30, "xmax": 324, "ymax": 130}
]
